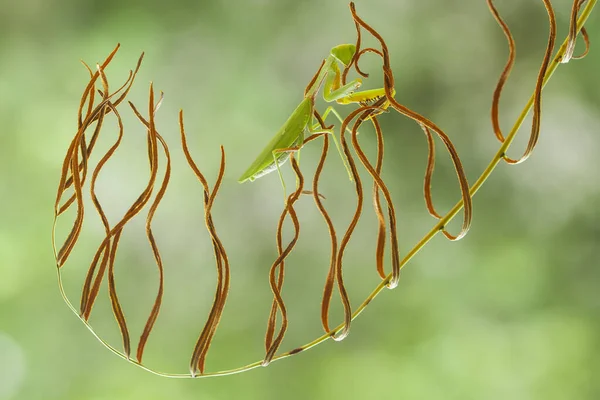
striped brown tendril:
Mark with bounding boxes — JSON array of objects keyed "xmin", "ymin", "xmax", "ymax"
[
  {"xmin": 564, "ymin": 0, "xmax": 590, "ymax": 62},
  {"xmin": 487, "ymin": 0, "xmax": 557, "ymax": 164},
  {"xmin": 349, "ymin": 2, "xmax": 472, "ymax": 241},
  {"xmin": 263, "ymin": 153, "xmax": 304, "ymax": 366},
  {"xmin": 359, "ymin": 113, "xmax": 400, "ymax": 289},
  {"xmin": 128, "ymin": 87, "xmax": 170, "ymax": 363},
  {"xmin": 53, "ymin": 0, "xmax": 597, "ymax": 379},
  {"xmin": 55, "ymin": 47, "xmax": 231, "ymax": 374},
  {"xmin": 310, "ymin": 111, "xmax": 340, "ymax": 334},
  {"xmin": 180, "ymin": 111, "xmax": 229, "ymax": 377},
  {"xmin": 487, "ymin": 0, "xmax": 516, "ymax": 144}
]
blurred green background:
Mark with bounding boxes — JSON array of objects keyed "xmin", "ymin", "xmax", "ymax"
[{"xmin": 1, "ymin": 0, "xmax": 599, "ymax": 399}]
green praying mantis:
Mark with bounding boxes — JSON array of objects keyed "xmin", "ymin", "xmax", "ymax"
[{"xmin": 238, "ymin": 44, "xmax": 391, "ymax": 194}]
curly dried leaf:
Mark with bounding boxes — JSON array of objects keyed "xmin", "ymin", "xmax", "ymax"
[
  {"xmin": 191, "ymin": 151, "xmax": 228, "ymax": 376},
  {"xmin": 500, "ymin": 0, "xmax": 556, "ymax": 164},
  {"xmin": 311, "ymin": 111, "xmax": 339, "ymax": 333},
  {"xmin": 263, "ymin": 155, "xmax": 304, "ymax": 366},
  {"xmin": 128, "ymin": 86, "xmax": 172, "ymax": 364},
  {"xmin": 342, "ymin": 14, "xmax": 368, "ymax": 83},
  {"xmin": 333, "ymin": 105, "xmax": 377, "ymax": 341},
  {"xmin": 80, "ymin": 103, "xmax": 121, "ymax": 317},
  {"xmin": 564, "ymin": 0, "xmax": 589, "ymax": 62},
  {"xmin": 420, "ymin": 124, "xmax": 442, "ymax": 220},
  {"xmin": 180, "ymin": 112, "xmax": 230, "ymax": 376},
  {"xmin": 61, "ymin": 52, "xmax": 144, "ymax": 197},
  {"xmin": 349, "ymin": 2, "xmax": 472, "ymax": 242},
  {"xmin": 487, "ymin": 0, "xmax": 516, "ymax": 144},
  {"xmin": 345, "ymin": 104, "xmax": 400, "ymax": 288}
]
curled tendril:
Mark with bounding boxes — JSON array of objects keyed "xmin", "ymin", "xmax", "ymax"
[
  {"xmin": 486, "ymin": 0, "xmax": 516, "ymax": 144},
  {"xmin": 348, "ymin": 2, "xmax": 472, "ymax": 241},
  {"xmin": 180, "ymin": 111, "xmax": 229, "ymax": 377},
  {"xmin": 332, "ymin": 102, "xmax": 398, "ymax": 340},
  {"xmin": 564, "ymin": 0, "xmax": 590, "ymax": 62},
  {"xmin": 55, "ymin": 47, "xmax": 230, "ymax": 375},
  {"xmin": 263, "ymin": 154, "xmax": 304, "ymax": 366},
  {"xmin": 487, "ymin": 0, "xmax": 557, "ymax": 165},
  {"xmin": 53, "ymin": 0, "xmax": 596, "ymax": 379},
  {"xmin": 128, "ymin": 87, "xmax": 171, "ymax": 363},
  {"xmin": 310, "ymin": 111, "xmax": 340, "ymax": 334}
]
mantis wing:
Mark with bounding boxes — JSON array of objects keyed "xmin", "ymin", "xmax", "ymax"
[{"xmin": 238, "ymin": 97, "xmax": 313, "ymax": 183}]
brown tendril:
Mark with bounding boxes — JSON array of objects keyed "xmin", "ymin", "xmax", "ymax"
[
  {"xmin": 354, "ymin": 47, "xmax": 384, "ymax": 78},
  {"xmin": 263, "ymin": 154, "xmax": 304, "ymax": 366},
  {"xmin": 345, "ymin": 103, "xmax": 401, "ymax": 289},
  {"xmin": 342, "ymin": 12, "xmax": 367, "ymax": 84},
  {"xmin": 61, "ymin": 50, "xmax": 144, "ymax": 199},
  {"xmin": 127, "ymin": 87, "xmax": 171, "ymax": 364},
  {"xmin": 364, "ymin": 114, "xmax": 400, "ymax": 288},
  {"xmin": 311, "ymin": 111, "xmax": 339, "ymax": 333},
  {"xmin": 420, "ymin": 124, "xmax": 443, "ymax": 220},
  {"xmin": 180, "ymin": 111, "xmax": 230, "ymax": 377},
  {"xmin": 487, "ymin": 0, "xmax": 516, "ymax": 144},
  {"xmin": 564, "ymin": 0, "xmax": 590, "ymax": 62},
  {"xmin": 486, "ymin": 0, "xmax": 556, "ymax": 165},
  {"xmin": 349, "ymin": 2, "xmax": 472, "ymax": 241},
  {"xmin": 371, "ymin": 115, "xmax": 388, "ymax": 282},
  {"xmin": 572, "ymin": 26, "xmax": 590, "ymax": 59},
  {"xmin": 334, "ymin": 104, "xmax": 386, "ymax": 340},
  {"xmin": 53, "ymin": 0, "xmax": 597, "ymax": 378},
  {"xmin": 80, "ymin": 86, "xmax": 166, "ymax": 357}
]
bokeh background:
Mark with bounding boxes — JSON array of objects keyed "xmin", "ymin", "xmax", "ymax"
[{"xmin": 1, "ymin": 0, "xmax": 599, "ymax": 399}]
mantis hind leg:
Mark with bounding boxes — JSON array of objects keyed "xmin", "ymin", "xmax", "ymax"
[
  {"xmin": 272, "ymin": 127, "xmax": 332, "ymax": 204},
  {"xmin": 272, "ymin": 152, "xmax": 289, "ymax": 204},
  {"xmin": 311, "ymin": 106, "xmax": 355, "ymax": 181}
]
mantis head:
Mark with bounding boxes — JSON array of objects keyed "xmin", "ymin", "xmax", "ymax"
[{"xmin": 330, "ymin": 44, "xmax": 356, "ymax": 67}]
